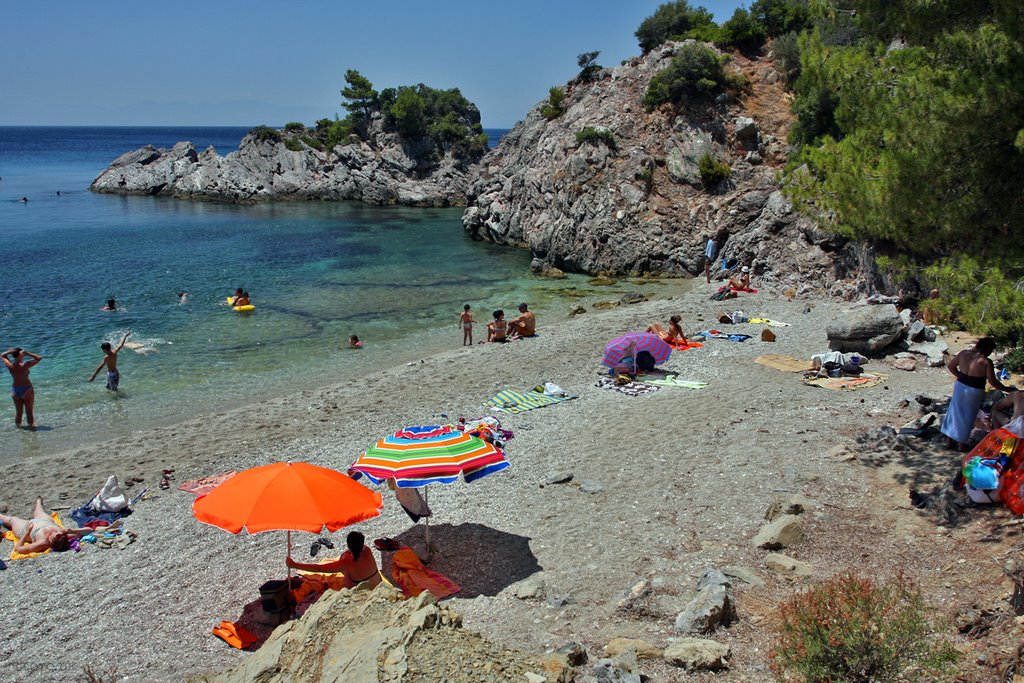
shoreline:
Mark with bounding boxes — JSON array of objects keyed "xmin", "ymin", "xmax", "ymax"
[{"xmin": 1, "ymin": 284, "xmax": 973, "ymax": 682}]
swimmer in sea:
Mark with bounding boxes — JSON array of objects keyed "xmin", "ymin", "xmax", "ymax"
[
  {"xmin": 177, "ymin": 291, "xmax": 189, "ymax": 304},
  {"xmin": 101, "ymin": 298, "xmax": 118, "ymax": 312}
]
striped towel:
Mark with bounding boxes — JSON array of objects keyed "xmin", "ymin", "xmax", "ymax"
[{"xmin": 485, "ymin": 389, "xmax": 575, "ymax": 414}]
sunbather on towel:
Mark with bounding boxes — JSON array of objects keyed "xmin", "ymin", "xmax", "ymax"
[
  {"xmin": 940, "ymin": 338, "xmax": 1015, "ymax": 450},
  {"xmin": 286, "ymin": 531, "xmax": 381, "ymax": 589},
  {"xmin": 647, "ymin": 315, "xmax": 686, "ymax": 344},
  {"xmin": 729, "ymin": 266, "xmax": 751, "ymax": 291},
  {"xmin": 0, "ymin": 498, "xmax": 91, "ymax": 554}
]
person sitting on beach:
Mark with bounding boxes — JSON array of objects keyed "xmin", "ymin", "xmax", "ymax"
[
  {"xmin": 729, "ymin": 266, "xmax": 751, "ymax": 291},
  {"xmin": 940, "ymin": 338, "xmax": 1015, "ymax": 450},
  {"xmin": 0, "ymin": 498, "xmax": 92, "ymax": 555},
  {"xmin": 3, "ymin": 347, "xmax": 42, "ymax": 429},
  {"xmin": 286, "ymin": 531, "xmax": 381, "ymax": 589},
  {"xmin": 459, "ymin": 304, "xmax": 476, "ymax": 346},
  {"xmin": 647, "ymin": 315, "xmax": 686, "ymax": 344},
  {"xmin": 993, "ymin": 389, "xmax": 1024, "ymax": 435},
  {"xmin": 487, "ymin": 310, "xmax": 508, "ymax": 343},
  {"xmin": 101, "ymin": 298, "xmax": 118, "ymax": 312},
  {"xmin": 508, "ymin": 303, "xmax": 536, "ymax": 338},
  {"xmin": 348, "ymin": 335, "xmax": 362, "ymax": 349},
  {"xmin": 89, "ymin": 330, "xmax": 131, "ymax": 391}
]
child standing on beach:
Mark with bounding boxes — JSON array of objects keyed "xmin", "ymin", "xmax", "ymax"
[
  {"xmin": 459, "ymin": 304, "xmax": 476, "ymax": 346},
  {"xmin": 89, "ymin": 330, "xmax": 131, "ymax": 391}
]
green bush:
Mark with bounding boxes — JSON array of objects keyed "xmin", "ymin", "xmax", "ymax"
[
  {"xmin": 300, "ymin": 135, "xmax": 324, "ymax": 151},
  {"xmin": 643, "ymin": 43, "xmax": 736, "ymax": 110},
  {"xmin": 540, "ymin": 87, "xmax": 567, "ymax": 120},
  {"xmin": 919, "ymin": 256, "xmax": 1024, "ymax": 341},
  {"xmin": 284, "ymin": 122, "xmax": 305, "ymax": 132},
  {"xmin": 698, "ymin": 152, "xmax": 730, "ymax": 186},
  {"xmin": 1004, "ymin": 348, "xmax": 1024, "ymax": 373},
  {"xmin": 284, "ymin": 137, "xmax": 304, "ymax": 152},
  {"xmin": 390, "ymin": 88, "xmax": 426, "ymax": 137},
  {"xmin": 575, "ymin": 127, "xmax": 616, "ymax": 148},
  {"xmin": 750, "ymin": 0, "xmax": 810, "ymax": 37},
  {"xmin": 249, "ymin": 125, "xmax": 281, "ymax": 143},
  {"xmin": 577, "ymin": 51, "xmax": 602, "ymax": 82},
  {"xmin": 635, "ymin": 0, "xmax": 717, "ymax": 53},
  {"xmin": 720, "ymin": 7, "xmax": 766, "ymax": 49},
  {"xmin": 772, "ymin": 31, "xmax": 801, "ymax": 83},
  {"xmin": 770, "ymin": 573, "xmax": 959, "ymax": 682}
]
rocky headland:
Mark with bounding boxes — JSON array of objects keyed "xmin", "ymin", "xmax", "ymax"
[
  {"xmin": 462, "ymin": 41, "xmax": 864, "ymax": 293},
  {"xmin": 91, "ymin": 103, "xmax": 485, "ymax": 207}
]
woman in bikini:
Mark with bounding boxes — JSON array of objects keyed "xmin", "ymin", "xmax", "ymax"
[
  {"xmin": 0, "ymin": 498, "xmax": 92, "ymax": 554},
  {"xmin": 647, "ymin": 315, "xmax": 686, "ymax": 345},
  {"xmin": 286, "ymin": 531, "xmax": 381, "ymax": 589},
  {"xmin": 3, "ymin": 347, "xmax": 42, "ymax": 429},
  {"xmin": 486, "ymin": 310, "xmax": 508, "ymax": 343}
]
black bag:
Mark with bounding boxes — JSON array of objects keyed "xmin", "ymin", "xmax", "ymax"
[{"xmin": 842, "ymin": 362, "xmax": 864, "ymax": 375}]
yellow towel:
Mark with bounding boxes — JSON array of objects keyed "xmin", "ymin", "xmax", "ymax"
[{"xmin": 3, "ymin": 513, "xmax": 62, "ymax": 560}]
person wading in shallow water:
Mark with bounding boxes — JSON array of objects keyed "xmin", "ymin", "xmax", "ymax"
[{"xmin": 3, "ymin": 347, "xmax": 42, "ymax": 429}]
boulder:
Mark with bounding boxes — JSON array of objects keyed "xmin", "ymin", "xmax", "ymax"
[
  {"xmin": 826, "ymin": 304, "xmax": 904, "ymax": 352},
  {"xmin": 620, "ymin": 293, "xmax": 648, "ymax": 305},
  {"xmin": 663, "ymin": 638, "xmax": 731, "ymax": 671},
  {"xmin": 734, "ymin": 117, "xmax": 759, "ymax": 141},
  {"xmin": 894, "ymin": 357, "xmax": 916, "ymax": 372},
  {"xmin": 906, "ymin": 340, "xmax": 948, "ymax": 367},
  {"xmin": 765, "ymin": 553, "xmax": 813, "ymax": 577},
  {"xmin": 765, "ymin": 494, "xmax": 817, "ymax": 521},
  {"xmin": 593, "ymin": 651, "xmax": 642, "ymax": 683},
  {"xmin": 752, "ymin": 514, "xmax": 803, "ymax": 549},
  {"xmin": 674, "ymin": 584, "xmax": 736, "ymax": 634},
  {"xmin": 696, "ymin": 569, "xmax": 731, "ymax": 591},
  {"xmin": 569, "ymin": 304, "xmax": 587, "ymax": 316},
  {"xmin": 557, "ymin": 642, "xmax": 589, "ymax": 667},
  {"xmin": 908, "ymin": 319, "xmax": 927, "ymax": 342},
  {"xmin": 720, "ymin": 565, "xmax": 764, "ymax": 588},
  {"xmin": 604, "ymin": 638, "xmax": 662, "ymax": 660}
]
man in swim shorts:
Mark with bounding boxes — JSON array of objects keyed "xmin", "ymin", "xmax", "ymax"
[
  {"xmin": 508, "ymin": 303, "xmax": 536, "ymax": 337},
  {"xmin": 89, "ymin": 330, "xmax": 131, "ymax": 391}
]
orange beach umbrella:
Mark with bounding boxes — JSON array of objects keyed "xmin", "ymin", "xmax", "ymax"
[{"xmin": 192, "ymin": 461, "xmax": 383, "ymax": 580}]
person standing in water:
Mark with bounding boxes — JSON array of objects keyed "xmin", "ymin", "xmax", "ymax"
[
  {"xmin": 89, "ymin": 330, "xmax": 131, "ymax": 391},
  {"xmin": 101, "ymin": 298, "xmax": 118, "ymax": 311},
  {"xmin": 459, "ymin": 304, "xmax": 476, "ymax": 346},
  {"xmin": 3, "ymin": 348, "xmax": 42, "ymax": 429}
]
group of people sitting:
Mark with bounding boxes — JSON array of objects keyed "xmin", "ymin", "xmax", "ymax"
[{"xmin": 486, "ymin": 303, "xmax": 536, "ymax": 343}]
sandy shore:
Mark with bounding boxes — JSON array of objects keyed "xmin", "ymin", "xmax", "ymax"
[{"xmin": 1, "ymin": 284, "xmax": 977, "ymax": 682}]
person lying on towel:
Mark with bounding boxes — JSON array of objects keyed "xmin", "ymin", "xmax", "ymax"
[
  {"xmin": 1, "ymin": 497, "xmax": 93, "ymax": 555},
  {"xmin": 286, "ymin": 531, "xmax": 381, "ymax": 589},
  {"xmin": 940, "ymin": 338, "xmax": 1016, "ymax": 451}
]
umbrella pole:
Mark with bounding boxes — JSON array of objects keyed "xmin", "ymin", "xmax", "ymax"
[
  {"xmin": 424, "ymin": 487, "xmax": 431, "ymax": 563},
  {"xmin": 287, "ymin": 529, "xmax": 293, "ymax": 587}
]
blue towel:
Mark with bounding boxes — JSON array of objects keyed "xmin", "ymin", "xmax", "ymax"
[{"xmin": 940, "ymin": 380, "xmax": 984, "ymax": 444}]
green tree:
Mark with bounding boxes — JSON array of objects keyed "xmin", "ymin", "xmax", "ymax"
[
  {"xmin": 635, "ymin": 1, "xmax": 717, "ymax": 53},
  {"xmin": 643, "ymin": 43, "xmax": 742, "ymax": 110},
  {"xmin": 341, "ymin": 69, "xmax": 378, "ymax": 119},
  {"xmin": 577, "ymin": 51, "xmax": 602, "ymax": 81},
  {"xmin": 750, "ymin": 0, "xmax": 810, "ymax": 36},
  {"xmin": 540, "ymin": 87, "xmax": 567, "ymax": 120},
  {"xmin": 389, "ymin": 88, "xmax": 426, "ymax": 137},
  {"xmin": 720, "ymin": 7, "xmax": 767, "ymax": 49}
]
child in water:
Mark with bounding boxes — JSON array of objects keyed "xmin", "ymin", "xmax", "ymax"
[
  {"xmin": 348, "ymin": 335, "xmax": 362, "ymax": 349},
  {"xmin": 101, "ymin": 298, "xmax": 118, "ymax": 311},
  {"xmin": 89, "ymin": 330, "xmax": 131, "ymax": 391},
  {"xmin": 459, "ymin": 304, "xmax": 476, "ymax": 346}
]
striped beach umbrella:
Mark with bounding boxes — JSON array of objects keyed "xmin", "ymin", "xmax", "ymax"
[
  {"xmin": 349, "ymin": 425, "xmax": 509, "ymax": 560},
  {"xmin": 602, "ymin": 331, "xmax": 672, "ymax": 368},
  {"xmin": 349, "ymin": 425, "xmax": 509, "ymax": 488}
]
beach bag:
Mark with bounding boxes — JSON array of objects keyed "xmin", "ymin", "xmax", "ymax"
[
  {"xmin": 963, "ymin": 457, "xmax": 1001, "ymax": 504},
  {"xmin": 88, "ymin": 475, "xmax": 130, "ymax": 513}
]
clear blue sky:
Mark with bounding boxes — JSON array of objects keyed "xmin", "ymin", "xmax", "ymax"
[{"xmin": 1, "ymin": 1, "xmax": 746, "ymax": 128}]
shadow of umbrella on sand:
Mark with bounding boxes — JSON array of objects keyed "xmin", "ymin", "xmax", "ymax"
[{"xmin": 384, "ymin": 522, "xmax": 541, "ymax": 598}]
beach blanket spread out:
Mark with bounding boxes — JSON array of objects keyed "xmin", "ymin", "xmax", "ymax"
[
  {"xmin": 3, "ymin": 513, "xmax": 62, "ymax": 560},
  {"xmin": 485, "ymin": 388, "xmax": 576, "ymax": 414},
  {"xmin": 803, "ymin": 373, "xmax": 888, "ymax": 391},
  {"xmin": 755, "ymin": 354, "xmax": 814, "ymax": 373},
  {"xmin": 695, "ymin": 330, "xmax": 752, "ymax": 342},
  {"xmin": 391, "ymin": 547, "xmax": 461, "ymax": 599},
  {"xmin": 640, "ymin": 376, "xmax": 708, "ymax": 389},
  {"xmin": 178, "ymin": 471, "xmax": 239, "ymax": 497}
]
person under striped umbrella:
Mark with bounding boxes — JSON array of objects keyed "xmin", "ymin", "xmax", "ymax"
[
  {"xmin": 602, "ymin": 332, "xmax": 672, "ymax": 371},
  {"xmin": 349, "ymin": 424, "xmax": 509, "ymax": 559}
]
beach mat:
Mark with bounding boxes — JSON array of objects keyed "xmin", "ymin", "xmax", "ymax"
[
  {"xmin": 485, "ymin": 389, "xmax": 575, "ymax": 414},
  {"xmin": 3, "ymin": 513, "xmax": 62, "ymax": 560},
  {"xmin": 640, "ymin": 376, "xmax": 708, "ymax": 389},
  {"xmin": 179, "ymin": 471, "xmax": 238, "ymax": 497},
  {"xmin": 804, "ymin": 373, "xmax": 888, "ymax": 391},
  {"xmin": 755, "ymin": 354, "xmax": 814, "ymax": 373},
  {"xmin": 748, "ymin": 318, "xmax": 790, "ymax": 327},
  {"xmin": 667, "ymin": 339, "xmax": 703, "ymax": 352}
]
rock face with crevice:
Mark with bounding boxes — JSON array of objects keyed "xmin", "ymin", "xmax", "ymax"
[
  {"xmin": 463, "ymin": 40, "xmax": 861, "ymax": 291},
  {"xmin": 90, "ymin": 114, "xmax": 482, "ymax": 207}
]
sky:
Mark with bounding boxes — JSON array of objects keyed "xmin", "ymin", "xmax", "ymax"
[{"xmin": 0, "ymin": 1, "xmax": 747, "ymax": 129}]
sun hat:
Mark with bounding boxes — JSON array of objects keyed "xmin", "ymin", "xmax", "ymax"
[{"xmin": 741, "ymin": 266, "xmax": 750, "ymax": 273}]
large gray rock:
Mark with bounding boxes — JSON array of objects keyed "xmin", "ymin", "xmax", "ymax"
[
  {"xmin": 752, "ymin": 514, "xmax": 803, "ymax": 549},
  {"xmin": 663, "ymin": 638, "xmax": 731, "ymax": 671},
  {"xmin": 674, "ymin": 584, "xmax": 736, "ymax": 634},
  {"xmin": 765, "ymin": 553, "xmax": 813, "ymax": 577},
  {"xmin": 91, "ymin": 113, "xmax": 481, "ymax": 207},
  {"xmin": 826, "ymin": 304, "xmax": 904, "ymax": 352}
]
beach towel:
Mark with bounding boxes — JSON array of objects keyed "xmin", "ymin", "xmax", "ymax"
[
  {"xmin": 731, "ymin": 286, "xmax": 759, "ymax": 293},
  {"xmin": 3, "ymin": 513, "xmax": 62, "ymax": 560},
  {"xmin": 666, "ymin": 339, "xmax": 703, "ymax": 352},
  {"xmin": 695, "ymin": 330, "xmax": 752, "ymax": 342},
  {"xmin": 941, "ymin": 380, "xmax": 986, "ymax": 444},
  {"xmin": 595, "ymin": 377, "xmax": 660, "ymax": 396},
  {"xmin": 485, "ymin": 389, "xmax": 576, "ymax": 414},
  {"xmin": 755, "ymin": 354, "xmax": 814, "ymax": 373},
  {"xmin": 803, "ymin": 373, "xmax": 887, "ymax": 391},
  {"xmin": 391, "ymin": 547, "xmax": 461, "ymax": 599},
  {"xmin": 748, "ymin": 318, "xmax": 790, "ymax": 326},
  {"xmin": 639, "ymin": 376, "xmax": 708, "ymax": 389},
  {"xmin": 69, "ymin": 503, "xmax": 132, "ymax": 527},
  {"xmin": 178, "ymin": 471, "xmax": 238, "ymax": 496},
  {"xmin": 212, "ymin": 620, "xmax": 259, "ymax": 650}
]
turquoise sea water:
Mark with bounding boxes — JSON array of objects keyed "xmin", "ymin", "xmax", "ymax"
[{"xmin": 0, "ymin": 127, "xmax": 673, "ymax": 460}]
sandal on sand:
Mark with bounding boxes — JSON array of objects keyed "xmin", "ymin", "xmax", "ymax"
[{"xmin": 374, "ymin": 538, "xmax": 401, "ymax": 552}]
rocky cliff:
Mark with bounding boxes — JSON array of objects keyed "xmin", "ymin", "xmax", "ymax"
[
  {"xmin": 463, "ymin": 41, "xmax": 860, "ymax": 292},
  {"xmin": 90, "ymin": 114, "xmax": 481, "ymax": 207}
]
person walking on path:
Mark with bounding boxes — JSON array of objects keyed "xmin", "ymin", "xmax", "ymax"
[
  {"xmin": 89, "ymin": 330, "xmax": 131, "ymax": 391},
  {"xmin": 940, "ymin": 338, "xmax": 1015, "ymax": 450},
  {"xmin": 704, "ymin": 235, "xmax": 717, "ymax": 284},
  {"xmin": 3, "ymin": 347, "xmax": 42, "ymax": 429}
]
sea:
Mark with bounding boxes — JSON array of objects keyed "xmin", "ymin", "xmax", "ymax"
[{"xmin": 0, "ymin": 126, "xmax": 673, "ymax": 460}]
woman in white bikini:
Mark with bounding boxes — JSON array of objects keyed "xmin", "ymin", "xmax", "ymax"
[{"xmin": 0, "ymin": 498, "xmax": 92, "ymax": 554}]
